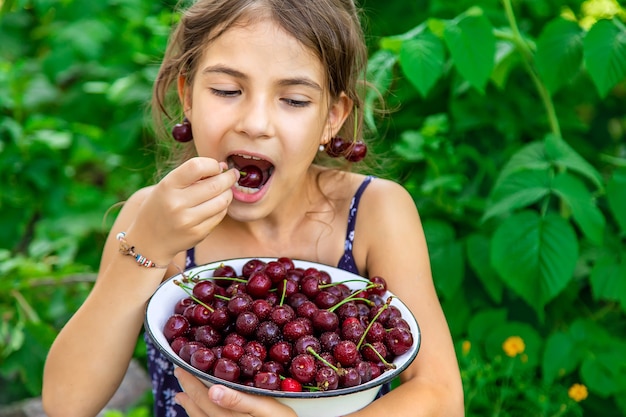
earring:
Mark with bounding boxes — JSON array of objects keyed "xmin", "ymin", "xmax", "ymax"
[
  {"xmin": 172, "ymin": 117, "xmax": 193, "ymax": 142},
  {"xmin": 324, "ymin": 136, "xmax": 349, "ymax": 158},
  {"xmin": 324, "ymin": 136, "xmax": 368, "ymax": 162}
]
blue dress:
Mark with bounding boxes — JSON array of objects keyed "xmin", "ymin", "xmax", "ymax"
[{"xmin": 145, "ymin": 176, "xmax": 385, "ymax": 416}]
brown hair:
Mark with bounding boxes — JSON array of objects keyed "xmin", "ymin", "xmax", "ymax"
[{"xmin": 151, "ymin": 0, "xmax": 370, "ymax": 178}]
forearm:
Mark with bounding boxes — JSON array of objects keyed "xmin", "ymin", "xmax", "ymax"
[
  {"xmin": 42, "ymin": 256, "xmax": 166, "ymax": 417},
  {"xmin": 347, "ymin": 377, "xmax": 464, "ymax": 417}
]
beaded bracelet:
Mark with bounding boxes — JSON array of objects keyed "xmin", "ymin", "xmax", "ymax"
[{"xmin": 116, "ymin": 232, "xmax": 168, "ymax": 269}]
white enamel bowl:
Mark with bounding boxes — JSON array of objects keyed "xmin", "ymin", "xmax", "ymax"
[{"xmin": 145, "ymin": 258, "xmax": 421, "ymax": 417}]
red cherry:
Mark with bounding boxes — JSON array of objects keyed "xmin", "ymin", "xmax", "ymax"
[{"xmin": 280, "ymin": 377, "xmax": 303, "ymax": 392}]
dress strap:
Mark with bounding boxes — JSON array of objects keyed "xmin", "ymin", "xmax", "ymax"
[
  {"xmin": 337, "ymin": 175, "xmax": 375, "ymax": 275},
  {"xmin": 185, "ymin": 247, "xmax": 196, "ymax": 269}
]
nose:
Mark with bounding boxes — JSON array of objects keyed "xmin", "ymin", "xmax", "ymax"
[{"xmin": 235, "ymin": 94, "xmax": 275, "ymax": 139}]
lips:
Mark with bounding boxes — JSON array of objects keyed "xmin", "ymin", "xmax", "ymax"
[{"xmin": 228, "ymin": 153, "xmax": 274, "ymax": 190}]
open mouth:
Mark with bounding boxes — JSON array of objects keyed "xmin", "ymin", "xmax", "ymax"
[{"xmin": 228, "ymin": 154, "xmax": 274, "ymax": 190}]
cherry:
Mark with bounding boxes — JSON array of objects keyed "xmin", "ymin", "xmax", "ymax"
[
  {"xmin": 246, "ymin": 271, "xmax": 272, "ymax": 299},
  {"xmin": 170, "ymin": 336, "xmax": 188, "ymax": 354},
  {"xmin": 212, "ymin": 264, "xmax": 238, "ymax": 288},
  {"xmin": 316, "ymin": 366, "xmax": 339, "ymax": 391},
  {"xmin": 242, "ymin": 259, "xmax": 266, "ymax": 278},
  {"xmin": 345, "ymin": 140, "xmax": 368, "ymax": 162},
  {"xmin": 251, "ymin": 299, "xmax": 273, "ymax": 320},
  {"xmin": 261, "ymin": 360, "xmax": 284, "ymax": 375},
  {"xmin": 239, "ymin": 353, "xmax": 263, "ymax": 379},
  {"xmin": 264, "ymin": 261, "xmax": 287, "ymax": 283},
  {"xmin": 339, "ymin": 367, "xmax": 362, "ymax": 388},
  {"xmin": 238, "ymin": 165, "xmax": 264, "ymax": 188},
  {"xmin": 280, "ymin": 377, "xmax": 303, "ymax": 392},
  {"xmin": 244, "ymin": 340, "xmax": 267, "ymax": 361},
  {"xmin": 178, "ymin": 341, "xmax": 204, "ymax": 363},
  {"xmin": 254, "ymin": 371, "xmax": 281, "ymax": 390},
  {"xmin": 235, "ymin": 311, "xmax": 259, "ymax": 337},
  {"xmin": 174, "ymin": 297, "xmax": 195, "ymax": 315},
  {"xmin": 255, "ymin": 320, "xmax": 282, "ymax": 346},
  {"xmin": 163, "ymin": 314, "xmax": 190, "ymax": 341},
  {"xmin": 195, "ymin": 325, "xmax": 222, "ymax": 347},
  {"xmin": 222, "ymin": 343, "xmax": 245, "ymax": 362},
  {"xmin": 385, "ymin": 327, "xmax": 414, "ymax": 356},
  {"xmin": 269, "ymin": 341, "xmax": 293, "ymax": 365},
  {"xmin": 270, "ymin": 304, "xmax": 295, "ymax": 327},
  {"xmin": 213, "ymin": 358, "xmax": 241, "ymax": 382},
  {"xmin": 333, "ymin": 340, "xmax": 360, "ymax": 367},
  {"xmin": 289, "ymin": 353, "xmax": 317, "ymax": 384},
  {"xmin": 325, "ymin": 136, "xmax": 350, "ymax": 157},
  {"xmin": 190, "ymin": 347, "xmax": 217, "ymax": 372},
  {"xmin": 311, "ymin": 309, "xmax": 339, "ymax": 333},
  {"xmin": 283, "ymin": 319, "xmax": 312, "ymax": 342},
  {"xmin": 368, "ymin": 276, "xmax": 387, "ymax": 296},
  {"xmin": 294, "ymin": 335, "xmax": 321, "ymax": 355},
  {"xmin": 192, "ymin": 280, "xmax": 217, "ymax": 303}
]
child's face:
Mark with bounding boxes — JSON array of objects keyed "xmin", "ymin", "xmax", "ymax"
[{"xmin": 184, "ymin": 18, "xmax": 349, "ymax": 219}]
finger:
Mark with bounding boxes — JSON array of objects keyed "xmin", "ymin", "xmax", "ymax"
[
  {"xmin": 174, "ymin": 368, "xmax": 217, "ymax": 416},
  {"xmin": 166, "ymin": 157, "xmax": 226, "ymax": 188},
  {"xmin": 189, "ymin": 167, "xmax": 239, "ymax": 205},
  {"xmin": 208, "ymin": 385, "xmax": 296, "ymax": 417},
  {"xmin": 174, "ymin": 391, "xmax": 211, "ymax": 417}
]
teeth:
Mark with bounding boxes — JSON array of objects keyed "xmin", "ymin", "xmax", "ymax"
[{"xmin": 236, "ymin": 153, "xmax": 262, "ymax": 161}]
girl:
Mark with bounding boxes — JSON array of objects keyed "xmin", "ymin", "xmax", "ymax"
[{"xmin": 42, "ymin": 1, "xmax": 464, "ymax": 416}]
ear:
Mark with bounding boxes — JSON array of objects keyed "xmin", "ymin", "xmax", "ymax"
[
  {"xmin": 177, "ymin": 75, "xmax": 192, "ymax": 117},
  {"xmin": 322, "ymin": 93, "xmax": 353, "ymax": 145}
]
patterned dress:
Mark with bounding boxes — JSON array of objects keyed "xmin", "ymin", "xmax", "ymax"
[{"xmin": 145, "ymin": 176, "xmax": 386, "ymax": 416}]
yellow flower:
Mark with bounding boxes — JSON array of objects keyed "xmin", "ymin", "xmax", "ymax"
[
  {"xmin": 568, "ymin": 383, "xmax": 589, "ymax": 402},
  {"xmin": 462, "ymin": 340, "xmax": 471, "ymax": 356},
  {"xmin": 502, "ymin": 336, "xmax": 525, "ymax": 357}
]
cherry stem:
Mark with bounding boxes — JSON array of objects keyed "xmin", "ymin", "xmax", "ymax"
[
  {"xmin": 306, "ymin": 347, "xmax": 344, "ymax": 375},
  {"xmin": 319, "ymin": 279, "xmax": 369, "ymax": 289},
  {"xmin": 239, "ymin": 171, "xmax": 247, "ymax": 176},
  {"xmin": 279, "ymin": 279, "xmax": 288, "ymax": 306},
  {"xmin": 356, "ymin": 296, "xmax": 394, "ymax": 350},
  {"xmin": 325, "ymin": 282, "xmax": 380, "ymax": 313},
  {"xmin": 362, "ymin": 343, "xmax": 396, "ymax": 370},
  {"xmin": 173, "ymin": 280, "xmax": 215, "ymax": 313}
]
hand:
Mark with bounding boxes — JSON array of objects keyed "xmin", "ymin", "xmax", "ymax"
[
  {"xmin": 174, "ymin": 367, "xmax": 298, "ymax": 417},
  {"xmin": 126, "ymin": 157, "xmax": 239, "ymax": 264}
]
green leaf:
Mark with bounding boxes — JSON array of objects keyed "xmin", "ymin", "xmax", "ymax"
[
  {"xmin": 467, "ymin": 308, "xmax": 508, "ymax": 345},
  {"xmin": 491, "ymin": 211, "xmax": 578, "ymax": 318},
  {"xmin": 581, "ymin": 352, "xmax": 626, "ymax": 397},
  {"xmin": 552, "ymin": 172, "xmax": 605, "ymax": 245},
  {"xmin": 398, "ymin": 31, "xmax": 446, "ymax": 97},
  {"xmin": 583, "ymin": 19, "xmax": 626, "ymax": 98},
  {"xmin": 542, "ymin": 331, "xmax": 582, "ymax": 385},
  {"xmin": 443, "ymin": 11, "xmax": 496, "ymax": 93},
  {"xmin": 466, "ymin": 234, "xmax": 503, "ymax": 303},
  {"xmin": 544, "ymin": 134, "xmax": 603, "ymax": 189},
  {"xmin": 535, "ymin": 17, "xmax": 584, "ymax": 94},
  {"xmin": 590, "ymin": 254, "xmax": 626, "ymax": 312},
  {"xmin": 493, "ymin": 141, "xmax": 550, "ymax": 191},
  {"xmin": 491, "ymin": 40, "xmax": 521, "ymax": 90},
  {"xmin": 423, "ymin": 219, "xmax": 464, "ymax": 299},
  {"xmin": 483, "ymin": 169, "xmax": 551, "ymax": 221},
  {"xmin": 365, "ymin": 49, "xmax": 397, "ymax": 130},
  {"xmin": 607, "ymin": 169, "xmax": 626, "ymax": 234}
]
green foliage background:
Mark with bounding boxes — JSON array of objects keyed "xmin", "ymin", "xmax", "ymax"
[{"xmin": 1, "ymin": 0, "xmax": 625, "ymax": 416}]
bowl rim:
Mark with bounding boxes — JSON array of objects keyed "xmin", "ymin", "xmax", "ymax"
[{"xmin": 144, "ymin": 256, "xmax": 422, "ymax": 399}]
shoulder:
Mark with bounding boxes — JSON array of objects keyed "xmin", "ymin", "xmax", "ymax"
[{"xmin": 362, "ymin": 177, "xmax": 418, "ymax": 217}]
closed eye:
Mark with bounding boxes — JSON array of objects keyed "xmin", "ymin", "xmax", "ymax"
[
  {"xmin": 282, "ymin": 98, "xmax": 310, "ymax": 108},
  {"xmin": 211, "ymin": 88, "xmax": 241, "ymax": 98}
]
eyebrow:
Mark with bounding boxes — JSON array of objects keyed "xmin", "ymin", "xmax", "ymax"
[{"xmin": 201, "ymin": 64, "xmax": 322, "ymax": 92}]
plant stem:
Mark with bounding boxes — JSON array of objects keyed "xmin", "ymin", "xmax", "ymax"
[{"xmin": 501, "ymin": 0, "xmax": 561, "ymax": 138}]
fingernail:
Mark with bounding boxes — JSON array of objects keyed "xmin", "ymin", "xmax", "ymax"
[
  {"xmin": 219, "ymin": 162, "xmax": 228, "ymax": 172},
  {"xmin": 210, "ymin": 385, "xmax": 224, "ymax": 403}
]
